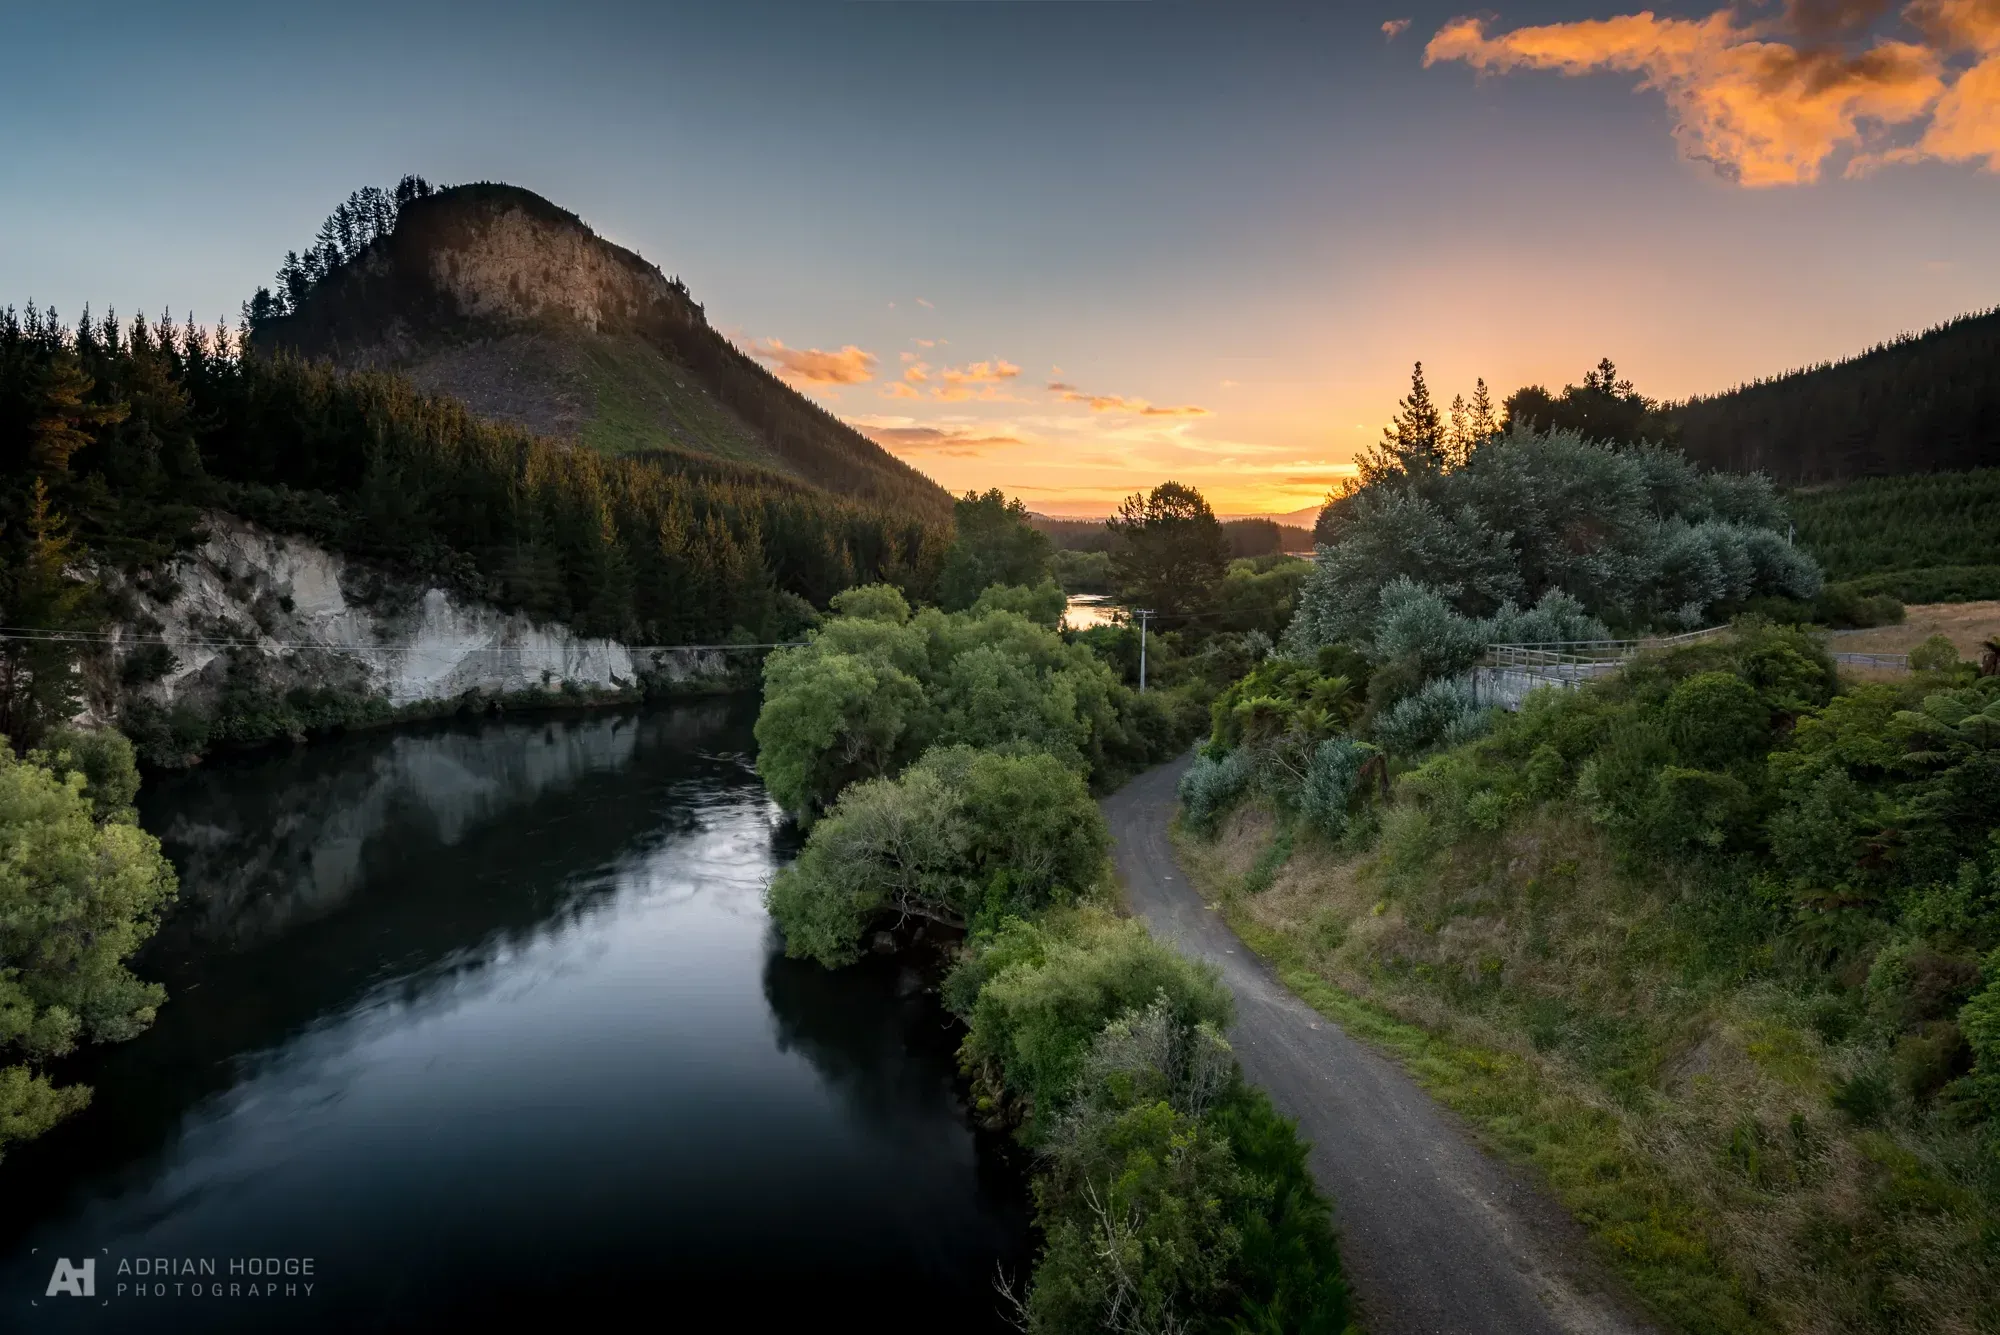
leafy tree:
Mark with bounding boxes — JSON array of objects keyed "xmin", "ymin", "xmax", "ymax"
[
  {"xmin": 1503, "ymin": 357, "xmax": 1666, "ymax": 448},
  {"xmin": 755, "ymin": 587, "xmax": 1187, "ymax": 817},
  {"xmin": 0, "ymin": 735, "xmax": 176, "ymax": 1161},
  {"xmin": 971, "ymin": 579, "xmax": 1066, "ymax": 628},
  {"xmin": 765, "ymin": 746, "xmax": 1107, "ymax": 966},
  {"xmin": 938, "ymin": 489, "xmax": 1053, "ymax": 611},
  {"xmin": 1108, "ymin": 482, "xmax": 1229, "ymax": 629},
  {"xmin": 1289, "ymin": 428, "xmax": 1816, "ymax": 653},
  {"xmin": 950, "ymin": 911, "xmax": 1231, "ymax": 1137}
]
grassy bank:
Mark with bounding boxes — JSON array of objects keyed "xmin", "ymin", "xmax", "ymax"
[{"xmin": 1171, "ymin": 686, "xmax": 2000, "ymax": 1332}]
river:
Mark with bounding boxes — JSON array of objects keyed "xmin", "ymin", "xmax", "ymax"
[{"xmin": 0, "ymin": 699, "xmax": 1032, "ymax": 1331}]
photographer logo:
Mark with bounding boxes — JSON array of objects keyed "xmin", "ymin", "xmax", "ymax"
[{"xmin": 45, "ymin": 1258, "xmax": 94, "ymax": 1298}]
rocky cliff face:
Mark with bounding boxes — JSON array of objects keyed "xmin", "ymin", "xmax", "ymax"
[
  {"xmin": 92, "ymin": 515, "xmax": 733, "ymax": 760},
  {"xmin": 420, "ymin": 202, "xmax": 698, "ymax": 335}
]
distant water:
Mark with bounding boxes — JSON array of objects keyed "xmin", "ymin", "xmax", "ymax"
[
  {"xmin": 1063, "ymin": 594, "xmax": 1122, "ymax": 630},
  {"xmin": 0, "ymin": 700, "xmax": 1031, "ymax": 1331}
]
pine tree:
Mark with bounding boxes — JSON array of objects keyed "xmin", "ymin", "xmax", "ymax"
[
  {"xmin": 1469, "ymin": 378, "xmax": 1498, "ymax": 444},
  {"xmin": 0, "ymin": 480, "xmax": 97, "ymax": 746},
  {"xmin": 1363, "ymin": 362, "xmax": 1446, "ymax": 482},
  {"xmin": 29, "ymin": 353, "xmax": 125, "ymax": 477},
  {"xmin": 1446, "ymin": 393, "xmax": 1470, "ymax": 469}
]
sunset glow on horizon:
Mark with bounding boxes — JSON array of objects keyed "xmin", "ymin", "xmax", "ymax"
[{"xmin": 7, "ymin": 2, "xmax": 2000, "ymax": 517}]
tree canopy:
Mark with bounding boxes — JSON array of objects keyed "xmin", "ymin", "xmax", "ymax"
[
  {"xmin": 0, "ymin": 730, "xmax": 176, "ymax": 1160},
  {"xmin": 1108, "ymin": 482, "xmax": 1230, "ymax": 630},
  {"xmin": 938, "ymin": 489, "xmax": 1054, "ymax": 611}
]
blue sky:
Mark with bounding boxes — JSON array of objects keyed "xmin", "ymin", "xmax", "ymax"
[{"xmin": 6, "ymin": 1, "xmax": 1999, "ymax": 513}]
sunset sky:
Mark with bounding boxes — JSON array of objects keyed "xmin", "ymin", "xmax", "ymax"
[{"xmin": 7, "ymin": 1, "xmax": 2000, "ymax": 516}]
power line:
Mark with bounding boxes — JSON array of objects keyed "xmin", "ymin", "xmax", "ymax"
[{"xmin": 0, "ymin": 627, "xmax": 804, "ymax": 654}]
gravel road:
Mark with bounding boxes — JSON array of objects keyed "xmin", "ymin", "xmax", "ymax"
[{"xmin": 1104, "ymin": 757, "xmax": 1660, "ymax": 1335}]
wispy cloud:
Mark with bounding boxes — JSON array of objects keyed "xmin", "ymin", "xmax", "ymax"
[
  {"xmin": 1047, "ymin": 380, "xmax": 1210, "ymax": 417},
  {"xmin": 745, "ymin": 337, "xmax": 877, "ymax": 384},
  {"xmin": 1383, "ymin": 18, "xmax": 1412, "ymax": 40},
  {"xmin": 888, "ymin": 357, "xmax": 1024, "ymax": 403},
  {"xmin": 1420, "ymin": 1, "xmax": 2000, "ymax": 184},
  {"xmin": 853, "ymin": 421, "xmax": 1028, "ymax": 457}
]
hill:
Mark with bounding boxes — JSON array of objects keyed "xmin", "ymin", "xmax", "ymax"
[
  {"xmin": 247, "ymin": 180, "xmax": 949, "ymax": 516},
  {"xmin": 1666, "ymin": 306, "xmax": 2000, "ymax": 482}
]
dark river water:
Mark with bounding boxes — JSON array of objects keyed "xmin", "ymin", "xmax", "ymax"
[{"xmin": 0, "ymin": 699, "xmax": 1032, "ymax": 1331}]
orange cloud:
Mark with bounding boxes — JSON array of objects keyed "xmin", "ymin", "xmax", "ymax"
[
  {"xmin": 1383, "ymin": 18, "xmax": 1412, "ymax": 40},
  {"xmin": 887, "ymin": 358, "xmax": 1024, "ymax": 402},
  {"xmin": 746, "ymin": 337, "xmax": 877, "ymax": 384},
  {"xmin": 1047, "ymin": 381, "xmax": 1210, "ymax": 417},
  {"xmin": 1424, "ymin": 8, "xmax": 1955, "ymax": 185},
  {"xmin": 857, "ymin": 424, "xmax": 1027, "ymax": 455}
]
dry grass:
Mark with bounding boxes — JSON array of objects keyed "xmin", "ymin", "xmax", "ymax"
[
  {"xmin": 1830, "ymin": 602, "xmax": 2000, "ymax": 661},
  {"xmin": 1174, "ymin": 803, "xmax": 2000, "ymax": 1335}
]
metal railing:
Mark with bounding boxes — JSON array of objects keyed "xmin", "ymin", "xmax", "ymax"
[
  {"xmin": 1831, "ymin": 651, "xmax": 1909, "ymax": 670},
  {"xmin": 1482, "ymin": 625, "xmax": 1725, "ymax": 671}
]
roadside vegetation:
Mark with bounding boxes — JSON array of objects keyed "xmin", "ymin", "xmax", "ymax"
[
  {"xmin": 0, "ymin": 728, "xmax": 177, "ymax": 1161},
  {"xmin": 761, "ymin": 485, "xmax": 1356, "ymax": 1334},
  {"xmin": 1174, "ymin": 382, "xmax": 2000, "ymax": 1332}
]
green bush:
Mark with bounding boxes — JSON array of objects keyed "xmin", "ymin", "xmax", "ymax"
[
  {"xmin": 766, "ymin": 746, "xmax": 1107, "ymax": 966},
  {"xmin": 1298, "ymin": 737, "xmax": 1377, "ymax": 840},
  {"xmin": 0, "ymin": 736, "xmax": 177, "ymax": 1161},
  {"xmin": 1372, "ymin": 676, "xmax": 1490, "ymax": 758},
  {"xmin": 756, "ymin": 590, "xmax": 1192, "ymax": 817},
  {"xmin": 950, "ymin": 912, "xmax": 1232, "ymax": 1138},
  {"xmin": 1179, "ymin": 747, "xmax": 1254, "ymax": 835},
  {"xmin": 33, "ymin": 727, "xmax": 142, "ymax": 823}
]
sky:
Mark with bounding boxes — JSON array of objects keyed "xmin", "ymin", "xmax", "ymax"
[{"xmin": 5, "ymin": 1, "xmax": 2000, "ymax": 517}]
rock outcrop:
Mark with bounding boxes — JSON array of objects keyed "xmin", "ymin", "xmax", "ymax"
[{"xmin": 90, "ymin": 514, "xmax": 733, "ymax": 755}]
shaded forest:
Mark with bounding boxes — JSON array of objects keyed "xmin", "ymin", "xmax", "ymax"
[
  {"xmin": 1665, "ymin": 307, "xmax": 2000, "ymax": 482},
  {"xmin": 0, "ymin": 304, "xmax": 947, "ymax": 650}
]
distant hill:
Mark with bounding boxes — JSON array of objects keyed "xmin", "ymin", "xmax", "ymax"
[
  {"xmin": 248, "ymin": 181, "xmax": 950, "ymax": 515},
  {"xmin": 1666, "ymin": 306, "xmax": 2000, "ymax": 483}
]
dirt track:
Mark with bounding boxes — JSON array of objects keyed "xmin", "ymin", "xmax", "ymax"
[{"xmin": 1105, "ymin": 757, "xmax": 1659, "ymax": 1335}]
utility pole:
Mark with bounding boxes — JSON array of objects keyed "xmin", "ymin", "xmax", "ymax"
[{"xmin": 1137, "ymin": 609, "xmax": 1153, "ymax": 692}]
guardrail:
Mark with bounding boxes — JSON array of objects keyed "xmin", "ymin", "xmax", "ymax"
[
  {"xmin": 1482, "ymin": 625, "xmax": 1724, "ymax": 670},
  {"xmin": 1474, "ymin": 627, "xmax": 1725, "ymax": 709}
]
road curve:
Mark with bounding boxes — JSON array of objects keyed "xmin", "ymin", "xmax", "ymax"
[{"xmin": 1105, "ymin": 757, "xmax": 1658, "ymax": 1335}]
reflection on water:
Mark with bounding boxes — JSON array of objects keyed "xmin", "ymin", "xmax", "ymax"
[
  {"xmin": 0, "ymin": 700, "xmax": 1030, "ymax": 1332},
  {"xmin": 1063, "ymin": 594, "xmax": 1123, "ymax": 631}
]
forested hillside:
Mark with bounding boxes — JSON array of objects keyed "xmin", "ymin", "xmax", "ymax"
[
  {"xmin": 244, "ymin": 178, "xmax": 951, "ymax": 516},
  {"xmin": 0, "ymin": 305, "xmax": 946, "ymax": 694},
  {"xmin": 1667, "ymin": 308, "xmax": 2000, "ymax": 482},
  {"xmin": 1786, "ymin": 468, "xmax": 2000, "ymax": 600}
]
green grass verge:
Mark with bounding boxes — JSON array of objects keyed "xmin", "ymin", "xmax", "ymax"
[{"xmin": 1170, "ymin": 820, "xmax": 1772, "ymax": 1335}]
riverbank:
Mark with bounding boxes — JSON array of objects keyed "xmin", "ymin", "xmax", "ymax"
[
  {"xmin": 86, "ymin": 512, "xmax": 750, "ymax": 768},
  {"xmin": 1, "ymin": 699, "xmax": 1033, "ymax": 1331}
]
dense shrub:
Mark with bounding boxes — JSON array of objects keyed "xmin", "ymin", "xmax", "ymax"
[
  {"xmin": 755, "ymin": 584, "xmax": 1196, "ymax": 817},
  {"xmin": 1298, "ymin": 737, "xmax": 1378, "ymax": 840},
  {"xmin": 1287, "ymin": 427, "xmax": 1818, "ymax": 655},
  {"xmin": 1180, "ymin": 747, "xmax": 1256, "ymax": 836},
  {"xmin": 1372, "ymin": 676, "xmax": 1490, "ymax": 759},
  {"xmin": 0, "ymin": 734, "xmax": 177, "ymax": 1160},
  {"xmin": 766, "ymin": 747, "xmax": 1107, "ymax": 966},
  {"xmin": 950, "ymin": 911, "xmax": 1232, "ymax": 1136}
]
